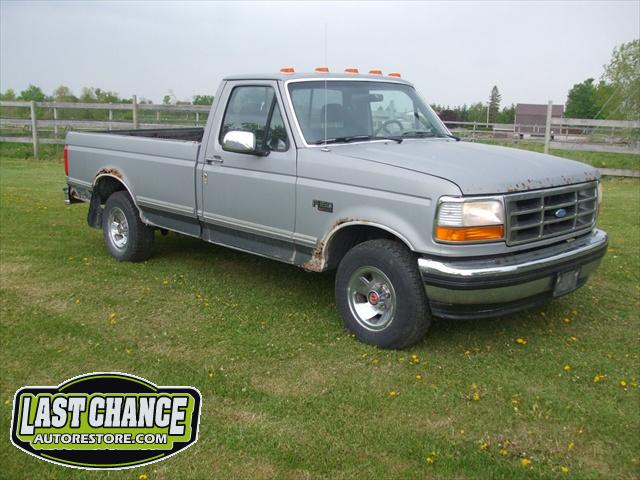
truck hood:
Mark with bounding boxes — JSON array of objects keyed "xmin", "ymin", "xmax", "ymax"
[{"xmin": 329, "ymin": 140, "xmax": 599, "ymax": 195}]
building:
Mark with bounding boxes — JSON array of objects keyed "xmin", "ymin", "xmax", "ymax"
[{"xmin": 515, "ymin": 103, "xmax": 564, "ymax": 135}]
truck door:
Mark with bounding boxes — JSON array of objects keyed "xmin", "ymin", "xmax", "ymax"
[{"xmin": 200, "ymin": 81, "xmax": 297, "ymax": 262}]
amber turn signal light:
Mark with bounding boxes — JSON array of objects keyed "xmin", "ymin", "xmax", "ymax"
[
  {"xmin": 344, "ymin": 67, "xmax": 359, "ymax": 73},
  {"xmin": 368, "ymin": 69, "xmax": 383, "ymax": 75},
  {"xmin": 315, "ymin": 66, "xmax": 330, "ymax": 73},
  {"xmin": 280, "ymin": 67, "xmax": 295, "ymax": 73},
  {"xmin": 388, "ymin": 72, "xmax": 401, "ymax": 78},
  {"xmin": 435, "ymin": 225, "xmax": 504, "ymax": 242}
]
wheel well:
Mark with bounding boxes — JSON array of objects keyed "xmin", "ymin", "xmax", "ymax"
[
  {"xmin": 94, "ymin": 176, "xmax": 127, "ymax": 204},
  {"xmin": 324, "ymin": 225, "xmax": 411, "ymax": 270}
]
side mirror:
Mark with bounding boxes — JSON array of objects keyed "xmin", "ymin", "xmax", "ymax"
[{"xmin": 222, "ymin": 131, "xmax": 268, "ymax": 156}]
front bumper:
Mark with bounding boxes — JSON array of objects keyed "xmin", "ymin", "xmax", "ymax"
[{"xmin": 418, "ymin": 229, "xmax": 608, "ymax": 320}]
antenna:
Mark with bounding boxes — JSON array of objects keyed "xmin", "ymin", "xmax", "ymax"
[{"xmin": 322, "ymin": 22, "xmax": 329, "ymax": 151}]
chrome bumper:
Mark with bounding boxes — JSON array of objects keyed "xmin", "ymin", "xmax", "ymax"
[{"xmin": 418, "ymin": 229, "xmax": 608, "ymax": 319}]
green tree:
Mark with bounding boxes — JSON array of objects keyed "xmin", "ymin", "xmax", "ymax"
[
  {"xmin": 0, "ymin": 88, "xmax": 16, "ymax": 100},
  {"xmin": 192, "ymin": 95, "xmax": 214, "ymax": 105},
  {"xmin": 52, "ymin": 85, "xmax": 77, "ymax": 103},
  {"xmin": 602, "ymin": 39, "xmax": 639, "ymax": 120},
  {"xmin": 565, "ymin": 78, "xmax": 599, "ymax": 118},
  {"xmin": 496, "ymin": 104, "xmax": 515, "ymax": 124},
  {"xmin": 162, "ymin": 95, "xmax": 173, "ymax": 105},
  {"xmin": 18, "ymin": 84, "xmax": 46, "ymax": 102},
  {"xmin": 94, "ymin": 88, "xmax": 120, "ymax": 104},
  {"xmin": 488, "ymin": 86, "xmax": 501, "ymax": 123}
]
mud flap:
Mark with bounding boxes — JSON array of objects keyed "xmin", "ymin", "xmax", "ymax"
[{"xmin": 87, "ymin": 192, "xmax": 103, "ymax": 229}]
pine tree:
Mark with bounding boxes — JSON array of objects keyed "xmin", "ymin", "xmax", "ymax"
[{"xmin": 488, "ymin": 86, "xmax": 501, "ymax": 123}]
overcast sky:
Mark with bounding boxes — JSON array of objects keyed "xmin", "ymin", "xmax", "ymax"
[{"xmin": 1, "ymin": 1, "xmax": 638, "ymax": 106}]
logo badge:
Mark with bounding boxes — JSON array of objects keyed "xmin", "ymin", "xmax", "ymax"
[
  {"xmin": 10, "ymin": 372, "xmax": 201, "ymax": 470},
  {"xmin": 554, "ymin": 208, "xmax": 567, "ymax": 218}
]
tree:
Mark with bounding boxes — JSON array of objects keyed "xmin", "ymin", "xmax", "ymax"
[
  {"xmin": 0, "ymin": 88, "xmax": 16, "ymax": 100},
  {"xmin": 94, "ymin": 88, "xmax": 120, "ymax": 104},
  {"xmin": 79, "ymin": 87, "xmax": 96, "ymax": 103},
  {"xmin": 488, "ymin": 86, "xmax": 501, "ymax": 123},
  {"xmin": 496, "ymin": 104, "xmax": 515, "ymax": 124},
  {"xmin": 602, "ymin": 39, "xmax": 639, "ymax": 120},
  {"xmin": 162, "ymin": 95, "xmax": 173, "ymax": 105},
  {"xmin": 52, "ymin": 85, "xmax": 77, "ymax": 103},
  {"xmin": 565, "ymin": 78, "xmax": 599, "ymax": 118},
  {"xmin": 192, "ymin": 95, "xmax": 214, "ymax": 105},
  {"xmin": 18, "ymin": 84, "xmax": 46, "ymax": 102}
]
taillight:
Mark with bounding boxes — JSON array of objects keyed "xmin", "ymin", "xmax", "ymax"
[{"xmin": 64, "ymin": 145, "xmax": 69, "ymax": 176}]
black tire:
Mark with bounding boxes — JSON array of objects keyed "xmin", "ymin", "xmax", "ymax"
[
  {"xmin": 335, "ymin": 239, "xmax": 430, "ymax": 349},
  {"xmin": 102, "ymin": 191, "xmax": 154, "ymax": 262}
]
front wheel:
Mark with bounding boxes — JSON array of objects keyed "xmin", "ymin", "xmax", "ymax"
[
  {"xmin": 102, "ymin": 191, "xmax": 154, "ymax": 262},
  {"xmin": 335, "ymin": 239, "xmax": 431, "ymax": 349}
]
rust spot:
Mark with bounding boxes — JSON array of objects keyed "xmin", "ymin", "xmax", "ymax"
[
  {"xmin": 303, "ymin": 240, "xmax": 325, "ymax": 272},
  {"xmin": 96, "ymin": 167, "xmax": 123, "ymax": 180}
]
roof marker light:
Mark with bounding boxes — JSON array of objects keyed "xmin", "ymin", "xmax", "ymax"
[
  {"xmin": 368, "ymin": 69, "xmax": 383, "ymax": 75},
  {"xmin": 344, "ymin": 67, "xmax": 359, "ymax": 74},
  {"xmin": 280, "ymin": 67, "xmax": 295, "ymax": 73},
  {"xmin": 388, "ymin": 72, "xmax": 401, "ymax": 78},
  {"xmin": 315, "ymin": 66, "xmax": 330, "ymax": 73}
]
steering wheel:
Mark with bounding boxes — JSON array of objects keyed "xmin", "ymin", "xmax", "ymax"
[{"xmin": 375, "ymin": 119, "xmax": 404, "ymax": 136}]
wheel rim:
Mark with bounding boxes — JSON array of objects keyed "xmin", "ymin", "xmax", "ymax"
[
  {"xmin": 347, "ymin": 266, "xmax": 396, "ymax": 331},
  {"xmin": 108, "ymin": 207, "xmax": 129, "ymax": 250}
]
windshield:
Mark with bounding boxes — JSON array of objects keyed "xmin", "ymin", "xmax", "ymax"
[{"xmin": 287, "ymin": 80, "xmax": 448, "ymax": 145}]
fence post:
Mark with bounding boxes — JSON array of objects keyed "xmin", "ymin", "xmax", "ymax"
[
  {"xmin": 543, "ymin": 100, "xmax": 553, "ymax": 154},
  {"xmin": 108, "ymin": 105, "xmax": 113, "ymax": 131},
  {"xmin": 53, "ymin": 104, "xmax": 58, "ymax": 138},
  {"xmin": 132, "ymin": 95, "xmax": 138, "ymax": 129},
  {"xmin": 196, "ymin": 112, "xmax": 200, "ymax": 126},
  {"xmin": 30, "ymin": 101, "xmax": 39, "ymax": 158}
]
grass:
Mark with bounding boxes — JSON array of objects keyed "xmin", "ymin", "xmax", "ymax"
[
  {"xmin": 479, "ymin": 140, "xmax": 639, "ymax": 171},
  {"xmin": 0, "ymin": 157, "xmax": 638, "ymax": 479}
]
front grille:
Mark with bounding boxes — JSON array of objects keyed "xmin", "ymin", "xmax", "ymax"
[{"xmin": 505, "ymin": 182, "xmax": 598, "ymax": 246}]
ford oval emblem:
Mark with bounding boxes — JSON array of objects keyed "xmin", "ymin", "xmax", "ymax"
[{"xmin": 555, "ymin": 208, "xmax": 567, "ymax": 218}]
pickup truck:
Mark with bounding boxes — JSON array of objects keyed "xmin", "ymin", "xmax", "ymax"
[{"xmin": 64, "ymin": 70, "xmax": 608, "ymax": 348}]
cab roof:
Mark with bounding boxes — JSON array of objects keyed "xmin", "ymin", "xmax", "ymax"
[{"xmin": 222, "ymin": 72, "xmax": 414, "ymax": 85}]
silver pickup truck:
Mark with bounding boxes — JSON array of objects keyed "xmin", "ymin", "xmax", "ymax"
[{"xmin": 64, "ymin": 71, "xmax": 608, "ymax": 348}]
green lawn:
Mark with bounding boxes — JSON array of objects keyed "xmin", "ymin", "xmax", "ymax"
[
  {"xmin": 479, "ymin": 140, "xmax": 639, "ymax": 171},
  {"xmin": 1, "ymin": 158, "xmax": 638, "ymax": 479}
]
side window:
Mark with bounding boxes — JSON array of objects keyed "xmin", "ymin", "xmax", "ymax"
[{"xmin": 219, "ymin": 86, "xmax": 289, "ymax": 152}]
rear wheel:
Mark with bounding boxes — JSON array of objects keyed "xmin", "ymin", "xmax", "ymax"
[
  {"xmin": 102, "ymin": 191, "xmax": 154, "ymax": 262},
  {"xmin": 335, "ymin": 239, "xmax": 431, "ymax": 348}
]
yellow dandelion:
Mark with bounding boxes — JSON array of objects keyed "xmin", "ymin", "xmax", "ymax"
[
  {"xmin": 620, "ymin": 379, "xmax": 627, "ymax": 387},
  {"xmin": 425, "ymin": 456, "xmax": 435, "ymax": 465},
  {"xmin": 593, "ymin": 373, "xmax": 605, "ymax": 383},
  {"xmin": 109, "ymin": 312, "xmax": 116, "ymax": 320},
  {"xmin": 415, "ymin": 374, "xmax": 423, "ymax": 381},
  {"xmin": 361, "ymin": 352, "xmax": 368, "ymax": 358},
  {"xmin": 499, "ymin": 448, "xmax": 508, "ymax": 456},
  {"xmin": 560, "ymin": 466, "xmax": 569, "ymax": 474},
  {"xmin": 511, "ymin": 398, "xmax": 519, "ymax": 405},
  {"xmin": 162, "ymin": 279, "xmax": 169, "ymax": 285},
  {"xmin": 208, "ymin": 372, "xmax": 214, "ymax": 379},
  {"xmin": 567, "ymin": 441, "xmax": 575, "ymax": 450},
  {"xmin": 139, "ymin": 474, "xmax": 149, "ymax": 480},
  {"xmin": 563, "ymin": 317, "xmax": 571, "ymax": 323},
  {"xmin": 520, "ymin": 458, "xmax": 531, "ymax": 467},
  {"xmin": 75, "ymin": 299, "xmax": 81, "ymax": 305},
  {"xmin": 568, "ymin": 335, "xmax": 578, "ymax": 342},
  {"xmin": 472, "ymin": 392, "xmax": 481, "ymax": 401},
  {"xmin": 388, "ymin": 390, "xmax": 399, "ymax": 398},
  {"xmin": 515, "ymin": 337, "xmax": 527, "ymax": 345},
  {"xmin": 479, "ymin": 442, "xmax": 489, "ymax": 450},
  {"xmin": 372, "ymin": 358, "xmax": 379, "ymax": 365},
  {"xmin": 471, "ymin": 383, "xmax": 478, "ymax": 390},
  {"xmin": 564, "ymin": 364, "xmax": 572, "ymax": 372}
]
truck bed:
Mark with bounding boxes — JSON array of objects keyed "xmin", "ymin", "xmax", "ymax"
[{"xmin": 102, "ymin": 127, "xmax": 205, "ymax": 142}]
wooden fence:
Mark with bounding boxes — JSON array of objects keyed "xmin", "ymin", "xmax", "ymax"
[{"xmin": 1, "ymin": 99, "xmax": 639, "ymax": 157}]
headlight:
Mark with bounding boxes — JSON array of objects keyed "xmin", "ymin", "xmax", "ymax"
[
  {"xmin": 435, "ymin": 198, "xmax": 505, "ymax": 243},
  {"xmin": 597, "ymin": 181, "xmax": 603, "ymax": 216}
]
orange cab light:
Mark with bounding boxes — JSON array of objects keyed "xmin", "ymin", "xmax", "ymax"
[
  {"xmin": 388, "ymin": 72, "xmax": 401, "ymax": 78},
  {"xmin": 280, "ymin": 67, "xmax": 295, "ymax": 73},
  {"xmin": 435, "ymin": 225, "xmax": 504, "ymax": 243},
  {"xmin": 344, "ymin": 67, "xmax": 359, "ymax": 73},
  {"xmin": 315, "ymin": 66, "xmax": 330, "ymax": 73},
  {"xmin": 368, "ymin": 69, "xmax": 383, "ymax": 75}
]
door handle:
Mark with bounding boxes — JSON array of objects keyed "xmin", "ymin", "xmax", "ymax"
[{"xmin": 205, "ymin": 155, "xmax": 224, "ymax": 165}]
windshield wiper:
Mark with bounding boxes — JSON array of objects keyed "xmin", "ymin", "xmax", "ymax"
[
  {"xmin": 313, "ymin": 135, "xmax": 402, "ymax": 145},
  {"xmin": 436, "ymin": 132, "xmax": 461, "ymax": 141}
]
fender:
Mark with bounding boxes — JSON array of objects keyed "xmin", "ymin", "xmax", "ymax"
[{"xmin": 89, "ymin": 171, "xmax": 150, "ymax": 227}]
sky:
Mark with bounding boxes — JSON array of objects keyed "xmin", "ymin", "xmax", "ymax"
[{"xmin": 1, "ymin": 1, "xmax": 638, "ymax": 107}]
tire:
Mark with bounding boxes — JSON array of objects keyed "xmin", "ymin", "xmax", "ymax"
[
  {"xmin": 102, "ymin": 191, "xmax": 154, "ymax": 262},
  {"xmin": 335, "ymin": 239, "xmax": 431, "ymax": 349}
]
